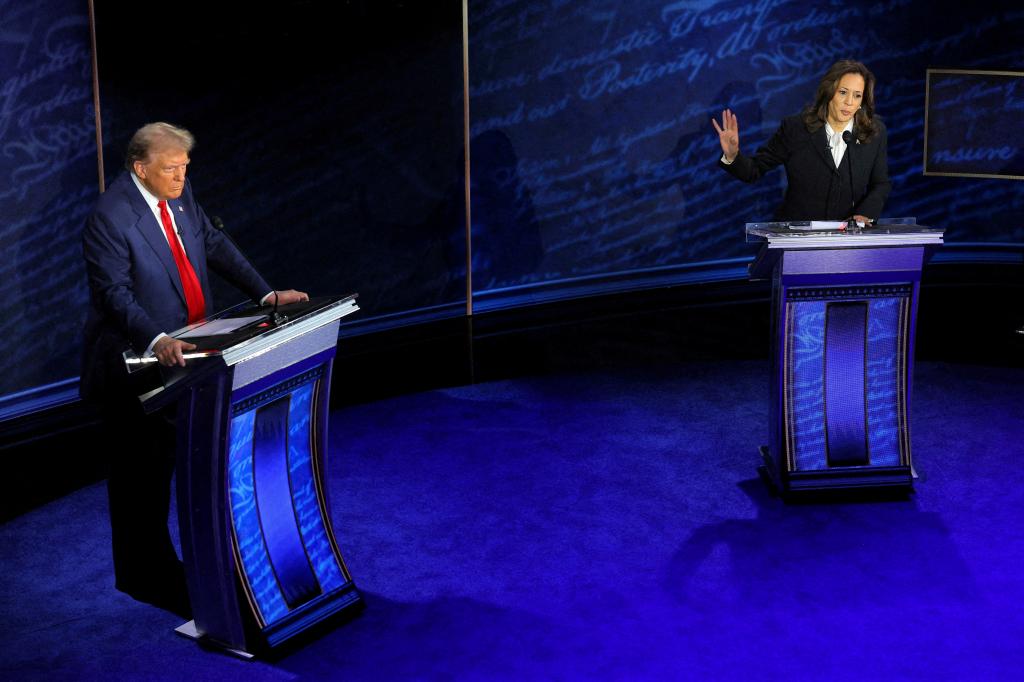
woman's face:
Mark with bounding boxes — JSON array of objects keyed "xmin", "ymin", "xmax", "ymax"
[{"xmin": 827, "ymin": 73, "xmax": 865, "ymax": 128}]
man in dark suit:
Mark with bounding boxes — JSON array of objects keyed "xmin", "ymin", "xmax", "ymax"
[
  {"xmin": 81, "ymin": 122, "xmax": 308, "ymax": 617},
  {"xmin": 712, "ymin": 60, "xmax": 891, "ymax": 223}
]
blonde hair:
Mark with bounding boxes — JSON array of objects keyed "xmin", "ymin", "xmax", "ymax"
[{"xmin": 124, "ymin": 122, "xmax": 195, "ymax": 171}]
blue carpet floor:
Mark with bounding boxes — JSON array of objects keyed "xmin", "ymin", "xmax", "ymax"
[{"xmin": 2, "ymin": 360, "xmax": 1023, "ymax": 680}]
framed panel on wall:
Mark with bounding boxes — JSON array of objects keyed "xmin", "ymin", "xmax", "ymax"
[{"xmin": 924, "ymin": 69, "xmax": 1024, "ymax": 180}]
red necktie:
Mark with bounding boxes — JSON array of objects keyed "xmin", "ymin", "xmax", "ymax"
[{"xmin": 158, "ymin": 200, "xmax": 206, "ymax": 324}]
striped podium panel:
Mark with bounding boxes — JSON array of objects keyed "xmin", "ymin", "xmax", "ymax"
[
  {"xmin": 745, "ymin": 224, "xmax": 943, "ymax": 494},
  {"xmin": 226, "ymin": 360, "xmax": 359, "ymax": 647}
]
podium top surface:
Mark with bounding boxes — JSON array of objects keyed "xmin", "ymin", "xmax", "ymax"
[
  {"xmin": 746, "ymin": 217, "xmax": 944, "ymax": 249},
  {"xmin": 125, "ymin": 294, "xmax": 359, "ymax": 370},
  {"xmin": 128, "ymin": 294, "xmax": 359, "ymax": 411},
  {"xmin": 194, "ymin": 294, "xmax": 358, "ymax": 366}
]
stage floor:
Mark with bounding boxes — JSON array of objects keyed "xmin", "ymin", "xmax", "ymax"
[{"xmin": 2, "ymin": 360, "xmax": 1022, "ymax": 679}]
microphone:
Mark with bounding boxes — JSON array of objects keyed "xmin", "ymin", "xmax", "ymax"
[
  {"xmin": 210, "ymin": 216, "xmax": 287, "ymax": 325},
  {"xmin": 841, "ymin": 130, "xmax": 859, "ymax": 225},
  {"xmin": 826, "ymin": 135, "xmax": 840, "ymax": 176}
]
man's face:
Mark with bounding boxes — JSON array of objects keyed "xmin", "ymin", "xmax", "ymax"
[{"xmin": 134, "ymin": 147, "xmax": 189, "ymax": 201}]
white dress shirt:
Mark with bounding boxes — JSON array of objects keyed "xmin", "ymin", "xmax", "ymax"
[
  {"xmin": 131, "ymin": 173, "xmax": 189, "ymax": 252},
  {"xmin": 824, "ymin": 119, "xmax": 854, "ymax": 169}
]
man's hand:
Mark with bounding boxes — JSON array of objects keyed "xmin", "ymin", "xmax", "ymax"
[
  {"xmin": 152, "ymin": 336, "xmax": 196, "ymax": 367},
  {"xmin": 266, "ymin": 289, "xmax": 310, "ymax": 306}
]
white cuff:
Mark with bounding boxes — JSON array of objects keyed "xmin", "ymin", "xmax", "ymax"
[{"xmin": 144, "ymin": 332, "xmax": 168, "ymax": 357}]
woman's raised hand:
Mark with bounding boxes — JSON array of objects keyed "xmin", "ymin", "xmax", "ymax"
[{"xmin": 711, "ymin": 109, "xmax": 740, "ymax": 162}]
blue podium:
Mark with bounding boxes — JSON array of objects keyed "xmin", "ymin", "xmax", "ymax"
[
  {"xmin": 747, "ymin": 220, "xmax": 944, "ymax": 494},
  {"xmin": 130, "ymin": 295, "xmax": 363, "ymax": 656}
]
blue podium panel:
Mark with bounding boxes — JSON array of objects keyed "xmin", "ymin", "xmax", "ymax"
[
  {"xmin": 227, "ymin": 366, "xmax": 355, "ymax": 643},
  {"xmin": 784, "ymin": 287, "xmax": 911, "ymax": 476}
]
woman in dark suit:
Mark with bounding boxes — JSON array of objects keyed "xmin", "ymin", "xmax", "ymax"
[{"xmin": 712, "ymin": 60, "xmax": 890, "ymax": 223}]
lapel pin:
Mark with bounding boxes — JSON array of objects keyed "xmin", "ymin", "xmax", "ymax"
[{"xmin": 178, "ymin": 205, "xmax": 183, "ymax": 212}]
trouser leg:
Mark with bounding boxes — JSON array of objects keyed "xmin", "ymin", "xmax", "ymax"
[{"xmin": 103, "ymin": 401, "xmax": 181, "ymax": 593}]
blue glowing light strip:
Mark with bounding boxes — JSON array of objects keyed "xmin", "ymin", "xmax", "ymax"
[
  {"xmin": 228, "ymin": 410, "xmax": 288, "ymax": 625},
  {"xmin": 287, "ymin": 383, "xmax": 346, "ymax": 592},
  {"xmin": 866, "ymin": 298, "xmax": 904, "ymax": 466},
  {"xmin": 824, "ymin": 303, "xmax": 869, "ymax": 466},
  {"xmin": 789, "ymin": 301, "xmax": 828, "ymax": 471},
  {"xmin": 253, "ymin": 397, "xmax": 322, "ymax": 610}
]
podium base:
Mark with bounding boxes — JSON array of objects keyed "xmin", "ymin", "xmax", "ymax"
[
  {"xmin": 758, "ymin": 446, "xmax": 913, "ymax": 497},
  {"xmin": 174, "ymin": 620, "xmax": 255, "ymax": 660}
]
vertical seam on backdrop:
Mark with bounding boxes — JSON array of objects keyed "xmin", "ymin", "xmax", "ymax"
[
  {"xmin": 462, "ymin": 0, "xmax": 473, "ymax": 316},
  {"xmin": 87, "ymin": 0, "xmax": 105, "ymax": 192}
]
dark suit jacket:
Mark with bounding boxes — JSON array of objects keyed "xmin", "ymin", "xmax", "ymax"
[
  {"xmin": 81, "ymin": 172, "xmax": 271, "ymax": 401},
  {"xmin": 719, "ymin": 114, "xmax": 891, "ymax": 221}
]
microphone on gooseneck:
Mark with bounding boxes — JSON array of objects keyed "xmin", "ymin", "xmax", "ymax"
[
  {"xmin": 826, "ymin": 133, "xmax": 840, "ymax": 178},
  {"xmin": 210, "ymin": 216, "xmax": 287, "ymax": 325},
  {"xmin": 842, "ymin": 130, "xmax": 858, "ymax": 223}
]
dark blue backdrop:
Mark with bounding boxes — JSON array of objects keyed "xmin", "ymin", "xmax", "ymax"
[
  {"xmin": 466, "ymin": 0, "xmax": 1024, "ymax": 307},
  {"xmin": 0, "ymin": 0, "xmax": 96, "ymax": 401},
  {"xmin": 2, "ymin": 0, "xmax": 1022, "ymax": 408}
]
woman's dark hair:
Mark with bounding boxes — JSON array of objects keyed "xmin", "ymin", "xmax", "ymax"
[{"xmin": 801, "ymin": 60, "xmax": 879, "ymax": 143}]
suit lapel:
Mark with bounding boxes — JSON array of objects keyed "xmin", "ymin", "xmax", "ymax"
[
  {"xmin": 126, "ymin": 183, "xmax": 187, "ymax": 305},
  {"xmin": 845, "ymin": 134, "xmax": 861, "ymax": 186},
  {"xmin": 168, "ymin": 199, "xmax": 202, "ymax": 271},
  {"xmin": 812, "ymin": 127, "xmax": 837, "ymax": 172}
]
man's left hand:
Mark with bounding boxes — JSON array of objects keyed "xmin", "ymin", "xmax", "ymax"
[{"xmin": 267, "ymin": 289, "xmax": 309, "ymax": 306}]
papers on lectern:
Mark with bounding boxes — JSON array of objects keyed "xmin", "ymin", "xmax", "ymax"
[
  {"xmin": 177, "ymin": 315, "xmax": 268, "ymax": 339},
  {"xmin": 788, "ymin": 221, "xmax": 847, "ymax": 231}
]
